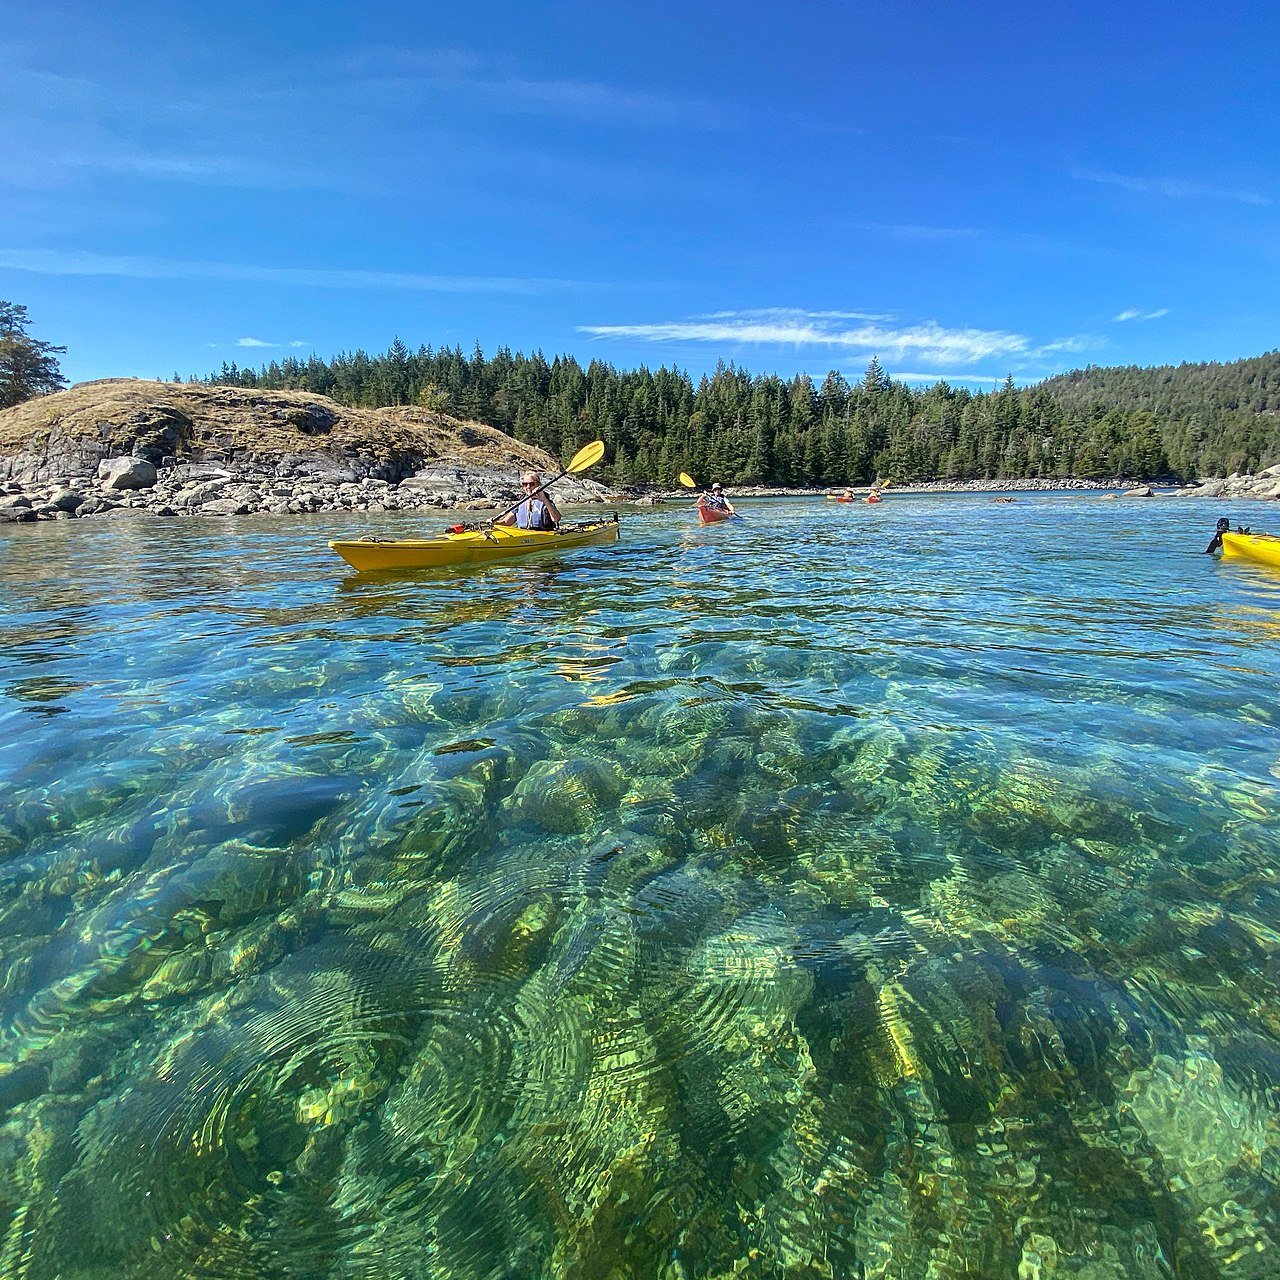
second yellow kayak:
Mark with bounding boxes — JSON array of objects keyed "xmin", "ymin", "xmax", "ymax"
[{"xmin": 1221, "ymin": 529, "xmax": 1280, "ymax": 570}]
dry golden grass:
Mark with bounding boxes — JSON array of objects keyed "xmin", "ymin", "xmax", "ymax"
[{"xmin": 0, "ymin": 379, "xmax": 561, "ymax": 472}]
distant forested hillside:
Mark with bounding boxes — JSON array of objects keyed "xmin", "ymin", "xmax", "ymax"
[
  {"xmin": 201, "ymin": 343, "xmax": 1280, "ymax": 487},
  {"xmin": 1039, "ymin": 350, "xmax": 1280, "ymax": 415},
  {"xmin": 1038, "ymin": 350, "xmax": 1280, "ymax": 484}
]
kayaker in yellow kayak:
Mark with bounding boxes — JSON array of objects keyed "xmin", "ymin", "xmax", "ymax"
[
  {"xmin": 496, "ymin": 470, "xmax": 561, "ymax": 530},
  {"xmin": 329, "ymin": 441, "xmax": 611, "ymax": 571}
]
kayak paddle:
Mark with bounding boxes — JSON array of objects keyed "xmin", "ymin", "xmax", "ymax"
[
  {"xmin": 489, "ymin": 439, "xmax": 606, "ymax": 525},
  {"xmin": 678, "ymin": 471, "xmax": 706, "ymax": 510}
]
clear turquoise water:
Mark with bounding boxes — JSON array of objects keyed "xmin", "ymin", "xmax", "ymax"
[{"xmin": 2, "ymin": 495, "xmax": 1280, "ymax": 1279}]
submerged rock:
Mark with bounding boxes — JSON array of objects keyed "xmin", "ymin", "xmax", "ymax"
[{"xmin": 509, "ymin": 757, "xmax": 626, "ymax": 833}]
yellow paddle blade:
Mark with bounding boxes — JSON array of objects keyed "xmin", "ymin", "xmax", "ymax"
[
  {"xmin": 678, "ymin": 472, "xmax": 697, "ymax": 488},
  {"xmin": 566, "ymin": 439, "xmax": 605, "ymax": 473}
]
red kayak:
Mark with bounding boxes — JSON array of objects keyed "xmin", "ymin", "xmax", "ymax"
[{"xmin": 697, "ymin": 497, "xmax": 735, "ymax": 525}]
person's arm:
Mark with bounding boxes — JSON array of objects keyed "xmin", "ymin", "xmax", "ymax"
[
  {"xmin": 725, "ymin": 500, "xmax": 736, "ymax": 515},
  {"xmin": 542, "ymin": 494, "xmax": 561, "ymax": 526},
  {"xmin": 495, "ymin": 506, "xmax": 518, "ymax": 526}
]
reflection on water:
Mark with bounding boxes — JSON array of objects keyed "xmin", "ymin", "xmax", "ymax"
[{"xmin": 2, "ymin": 497, "xmax": 1280, "ymax": 1278}]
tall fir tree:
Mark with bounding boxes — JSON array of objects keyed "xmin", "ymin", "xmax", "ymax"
[{"xmin": 0, "ymin": 302, "xmax": 67, "ymax": 408}]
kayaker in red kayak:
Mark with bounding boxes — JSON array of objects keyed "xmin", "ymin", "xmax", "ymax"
[
  {"xmin": 496, "ymin": 470, "xmax": 561, "ymax": 530},
  {"xmin": 702, "ymin": 482, "xmax": 735, "ymax": 516}
]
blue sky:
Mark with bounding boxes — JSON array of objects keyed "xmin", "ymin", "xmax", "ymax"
[{"xmin": 2, "ymin": 1, "xmax": 1276, "ymax": 389}]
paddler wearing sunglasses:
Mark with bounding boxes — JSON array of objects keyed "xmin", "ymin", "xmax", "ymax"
[{"xmin": 495, "ymin": 470, "xmax": 561, "ymax": 530}]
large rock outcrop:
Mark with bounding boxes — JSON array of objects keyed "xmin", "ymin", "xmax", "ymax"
[
  {"xmin": 0, "ymin": 380, "xmax": 610, "ymax": 519},
  {"xmin": 0, "ymin": 380, "xmax": 561, "ymax": 485}
]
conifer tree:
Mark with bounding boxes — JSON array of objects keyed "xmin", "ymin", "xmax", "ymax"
[
  {"xmin": 0, "ymin": 302, "xmax": 66, "ymax": 408},
  {"xmin": 862, "ymin": 356, "xmax": 890, "ymax": 394}
]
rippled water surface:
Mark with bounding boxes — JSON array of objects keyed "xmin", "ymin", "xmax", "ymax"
[{"xmin": 3, "ymin": 494, "xmax": 1280, "ymax": 1279}]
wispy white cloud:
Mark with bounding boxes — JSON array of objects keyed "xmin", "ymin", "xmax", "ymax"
[
  {"xmin": 477, "ymin": 75, "xmax": 726, "ymax": 127},
  {"xmin": 346, "ymin": 48, "xmax": 733, "ymax": 129},
  {"xmin": 59, "ymin": 151, "xmax": 335, "ymax": 191},
  {"xmin": 855, "ymin": 223, "xmax": 1105, "ymax": 259},
  {"xmin": 0, "ymin": 247, "xmax": 585, "ymax": 296},
  {"xmin": 208, "ymin": 338, "xmax": 309, "ymax": 350},
  {"xmin": 0, "ymin": 57, "xmax": 341, "ymax": 194},
  {"xmin": 579, "ymin": 309, "xmax": 1034, "ymax": 366},
  {"xmin": 890, "ymin": 372, "xmax": 1006, "ymax": 384},
  {"xmin": 1072, "ymin": 167, "xmax": 1270, "ymax": 206},
  {"xmin": 695, "ymin": 306, "xmax": 897, "ymax": 323},
  {"xmin": 1113, "ymin": 307, "xmax": 1169, "ymax": 322},
  {"xmin": 1032, "ymin": 334, "xmax": 1100, "ymax": 355},
  {"xmin": 783, "ymin": 115, "xmax": 869, "ymax": 140},
  {"xmin": 0, "ymin": 65, "xmax": 104, "ymax": 112},
  {"xmin": 854, "ymin": 223, "xmax": 979, "ymax": 242},
  {"xmin": 0, "ymin": 59, "xmax": 226, "ymax": 137}
]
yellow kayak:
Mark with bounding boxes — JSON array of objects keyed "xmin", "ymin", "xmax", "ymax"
[
  {"xmin": 330, "ymin": 515, "xmax": 619, "ymax": 571},
  {"xmin": 1221, "ymin": 529, "xmax": 1280, "ymax": 570}
]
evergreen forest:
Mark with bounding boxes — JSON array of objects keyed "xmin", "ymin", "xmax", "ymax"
[{"xmin": 203, "ymin": 342, "xmax": 1280, "ymax": 487}]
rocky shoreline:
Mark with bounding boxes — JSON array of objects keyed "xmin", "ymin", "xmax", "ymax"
[
  {"xmin": 5, "ymin": 464, "xmax": 1280, "ymax": 526},
  {"xmin": 721, "ymin": 471, "xmax": 1280, "ymax": 499},
  {"xmin": 0, "ymin": 456, "xmax": 615, "ymax": 523},
  {"xmin": 1, "ymin": 380, "xmax": 1277, "ymax": 523},
  {"xmin": 936, "ymin": 471, "xmax": 1280, "ymax": 500},
  {"xmin": 713, "ymin": 478, "xmax": 1130, "ymax": 498}
]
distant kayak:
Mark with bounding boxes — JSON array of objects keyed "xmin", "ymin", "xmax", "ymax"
[
  {"xmin": 865, "ymin": 493, "xmax": 882, "ymax": 504},
  {"xmin": 696, "ymin": 498, "xmax": 735, "ymax": 525},
  {"xmin": 1220, "ymin": 529, "xmax": 1280, "ymax": 570},
  {"xmin": 330, "ymin": 515, "xmax": 619, "ymax": 571}
]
